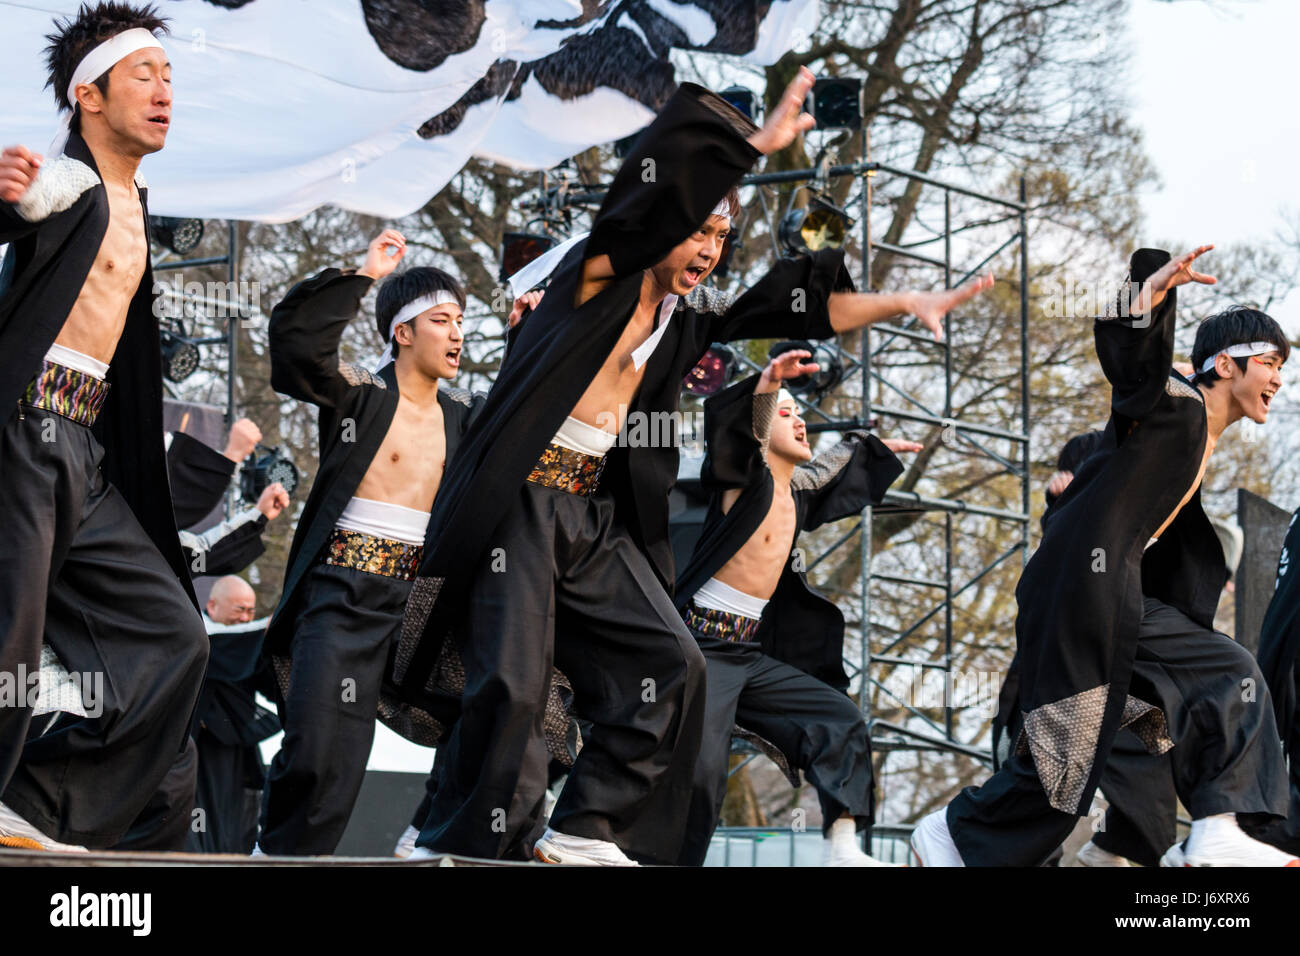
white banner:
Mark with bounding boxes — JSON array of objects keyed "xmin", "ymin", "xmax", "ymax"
[{"xmin": 0, "ymin": 0, "xmax": 818, "ymax": 222}]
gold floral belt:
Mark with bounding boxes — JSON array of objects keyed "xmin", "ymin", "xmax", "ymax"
[
  {"xmin": 525, "ymin": 442, "xmax": 608, "ymax": 497},
  {"xmin": 320, "ymin": 529, "xmax": 424, "ymax": 580},
  {"xmin": 20, "ymin": 359, "xmax": 110, "ymax": 427},
  {"xmin": 683, "ymin": 602, "xmax": 762, "ymax": 644}
]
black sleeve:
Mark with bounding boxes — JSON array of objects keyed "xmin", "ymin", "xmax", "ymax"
[
  {"xmin": 268, "ymin": 268, "xmax": 376, "ymax": 409},
  {"xmin": 168, "ymin": 431, "xmax": 236, "ymax": 529},
  {"xmin": 1094, "ymin": 248, "xmax": 1175, "ymax": 423},
  {"xmin": 793, "ymin": 431, "xmax": 904, "ymax": 531},
  {"xmin": 699, "ymin": 373, "xmax": 767, "ymax": 493},
  {"xmin": 1258, "ymin": 511, "xmax": 1300, "ymax": 754},
  {"xmin": 180, "ymin": 509, "xmax": 268, "ymax": 577},
  {"xmin": 0, "ymin": 201, "xmax": 40, "ymax": 245},
  {"xmin": 711, "ymin": 249, "xmax": 854, "ymax": 344},
  {"xmin": 584, "ymin": 83, "xmax": 761, "ymax": 279}
]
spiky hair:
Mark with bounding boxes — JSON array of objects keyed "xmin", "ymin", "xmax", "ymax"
[{"xmin": 44, "ymin": 2, "xmax": 169, "ymax": 114}]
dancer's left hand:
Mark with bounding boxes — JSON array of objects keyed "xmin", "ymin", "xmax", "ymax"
[{"xmin": 908, "ymin": 273, "xmax": 995, "ymax": 341}]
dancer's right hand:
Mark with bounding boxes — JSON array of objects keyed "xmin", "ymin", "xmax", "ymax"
[
  {"xmin": 0, "ymin": 145, "xmax": 42, "ymax": 203},
  {"xmin": 508, "ymin": 289, "xmax": 544, "ymax": 329},
  {"xmin": 359, "ymin": 229, "xmax": 407, "ymax": 280},
  {"xmin": 758, "ymin": 349, "xmax": 819, "ymax": 393},
  {"xmin": 747, "ymin": 67, "xmax": 816, "ymax": 155}
]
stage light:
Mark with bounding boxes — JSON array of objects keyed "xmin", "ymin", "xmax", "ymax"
[
  {"xmin": 160, "ymin": 320, "xmax": 201, "ymax": 383},
  {"xmin": 778, "ymin": 192, "xmax": 852, "ymax": 256},
  {"xmin": 150, "ymin": 216, "xmax": 205, "ymax": 256},
  {"xmin": 682, "ymin": 344, "xmax": 737, "ymax": 397},
  {"xmin": 768, "ymin": 339, "xmax": 843, "ymax": 397},
  {"xmin": 719, "ymin": 86, "xmax": 757, "ymax": 121},
  {"xmin": 810, "ymin": 77, "xmax": 862, "ymax": 130},
  {"xmin": 241, "ymin": 445, "xmax": 301, "ymax": 503},
  {"xmin": 499, "ymin": 232, "xmax": 558, "ymax": 282}
]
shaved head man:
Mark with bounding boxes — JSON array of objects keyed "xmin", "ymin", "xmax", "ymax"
[{"xmin": 207, "ymin": 576, "xmax": 257, "ymax": 626}]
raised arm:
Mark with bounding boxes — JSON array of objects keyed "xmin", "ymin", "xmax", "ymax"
[
  {"xmin": 268, "ymin": 230, "xmax": 406, "ymax": 408},
  {"xmin": 1095, "ymin": 246, "xmax": 1214, "ymax": 421},
  {"xmin": 578, "ymin": 69, "xmax": 817, "ymax": 305}
]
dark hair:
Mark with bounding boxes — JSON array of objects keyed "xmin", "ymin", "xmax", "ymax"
[
  {"xmin": 1056, "ymin": 429, "xmax": 1105, "ymax": 474},
  {"xmin": 718, "ymin": 184, "xmax": 741, "ymax": 221},
  {"xmin": 44, "ymin": 2, "xmax": 169, "ymax": 129},
  {"xmin": 1190, "ymin": 305, "xmax": 1290, "ymax": 386},
  {"xmin": 375, "ymin": 266, "xmax": 466, "ymax": 358}
]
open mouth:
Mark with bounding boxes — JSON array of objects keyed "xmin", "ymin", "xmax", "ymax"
[
  {"xmin": 1262, "ymin": 388, "xmax": 1276, "ymax": 409},
  {"xmin": 147, "ymin": 114, "xmax": 169, "ymax": 129},
  {"xmin": 683, "ymin": 265, "xmax": 706, "ymax": 286},
  {"xmin": 445, "ymin": 348, "xmax": 461, "ymax": 368}
]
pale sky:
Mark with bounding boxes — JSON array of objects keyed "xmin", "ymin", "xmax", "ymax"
[{"xmin": 1130, "ymin": 0, "xmax": 1300, "ymax": 328}]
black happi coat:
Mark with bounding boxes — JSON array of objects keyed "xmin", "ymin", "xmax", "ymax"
[
  {"xmin": 0, "ymin": 131, "xmax": 194, "ymax": 606},
  {"xmin": 675, "ymin": 374, "xmax": 903, "ymax": 690},
  {"xmin": 265, "ymin": 269, "xmax": 482, "ymax": 665},
  {"xmin": 1257, "ymin": 508, "xmax": 1300, "ymax": 755},
  {"xmin": 398, "ymin": 83, "xmax": 852, "ymax": 694},
  {"xmin": 166, "ymin": 430, "xmax": 267, "ymax": 576},
  {"xmin": 1014, "ymin": 248, "xmax": 1223, "ymax": 815}
]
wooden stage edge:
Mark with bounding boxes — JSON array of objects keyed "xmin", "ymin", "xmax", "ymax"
[{"xmin": 0, "ymin": 847, "xmax": 529, "ymax": 867}]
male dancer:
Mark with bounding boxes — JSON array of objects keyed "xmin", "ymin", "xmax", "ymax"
[
  {"xmin": 912, "ymin": 250, "xmax": 1297, "ymax": 866},
  {"xmin": 674, "ymin": 349, "xmax": 925, "ymax": 866},
  {"xmin": 0, "ymin": 3, "xmax": 208, "ymax": 851},
  {"xmin": 258, "ymin": 229, "xmax": 486, "ymax": 855},
  {"xmin": 404, "ymin": 68, "xmax": 993, "ymax": 865}
]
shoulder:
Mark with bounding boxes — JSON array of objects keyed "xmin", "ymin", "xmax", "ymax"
[
  {"xmin": 440, "ymin": 385, "xmax": 475, "ymax": 408},
  {"xmin": 338, "ymin": 362, "xmax": 385, "ymax": 389},
  {"xmin": 681, "ymin": 285, "xmax": 735, "ymax": 316},
  {"xmin": 1165, "ymin": 374, "xmax": 1203, "ymax": 404},
  {"xmin": 14, "ymin": 155, "xmax": 100, "ymax": 222},
  {"xmin": 791, "ymin": 433, "xmax": 866, "ymax": 493}
]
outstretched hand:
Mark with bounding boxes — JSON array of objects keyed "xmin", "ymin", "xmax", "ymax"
[
  {"xmin": 910, "ymin": 272, "xmax": 995, "ymax": 340},
  {"xmin": 747, "ymin": 67, "xmax": 816, "ymax": 156},
  {"xmin": 359, "ymin": 229, "xmax": 407, "ymax": 280},
  {"xmin": 757, "ymin": 349, "xmax": 818, "ymax": 393},
  {"xmin": 0, "ymin": 145, "xmax": 42, "ymax": 204},
  {"xmin": 882, "ymin": 438, "xmax": 923, "ymax": 454},
  {"xmin": 1133, "ymin": 245, "xmax": 1215, "ymax": 315}
]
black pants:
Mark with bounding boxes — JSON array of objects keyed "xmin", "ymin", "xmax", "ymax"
[
  {"xmin": 188, "ymin": 731, "xmax": 263, "ymax": 854},
  {"xmin": 0, "ymin": 411, "xmax": 208, "ymax": 847},
  {"xmin": 417, "ymin": 482, "xmax": 706, "ymax": 863},
  {"xmin": 1245, "ymin": 664, "xmax": 1300, "ymax": 854},
  {"xmin": 1092, "ymin": 731, "xmax": 1176, "ymax": 867},
  {"xmin": 111, "ymin": 737, "xmax": 200, "ymax": 852},
  {"xmin": 678, "ymin": 633, "xmax": 873, "ymax": 866},
  {"xmin": 949, "ymin": 598, "xmax": 1288, "ymax": 865},
  {"xmin": 259, "ymin": 562, "xmax": 411, "ymax": 855}
]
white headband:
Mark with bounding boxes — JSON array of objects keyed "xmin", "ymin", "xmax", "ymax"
[
  {"xmin": 709, "ymin": 198, "xmax": 732, "ymax": 220},
  {"xmin": 1197, "ymin": 341, "xmax": 1280, "ymax": 375},
  {"xmin": 374, "ymin": 290, "xmax": 459, "ymax": 370},
  {"xmin": 51, "ymin": 28, "xmax": 166, "ymax": 155},
  {"xmin": 777, "ymin": 388, "xmax": 794, "ymax": 405}
]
